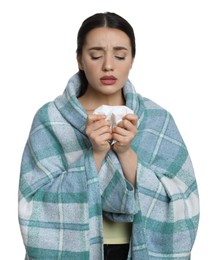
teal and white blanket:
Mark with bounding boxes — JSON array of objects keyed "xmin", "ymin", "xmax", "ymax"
[{"xmin": 19, "ymin": 73, "xmax": 199, "ymax": 259}]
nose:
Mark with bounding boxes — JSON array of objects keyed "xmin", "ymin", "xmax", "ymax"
[{"xmin": 102, "ymin": 54, "xmax": 114, "ymax": 71}]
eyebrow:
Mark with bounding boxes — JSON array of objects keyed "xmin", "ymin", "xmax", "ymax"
[{"xmin": 88, "ymin": 46, "xmax": 129, "ymax": 51}]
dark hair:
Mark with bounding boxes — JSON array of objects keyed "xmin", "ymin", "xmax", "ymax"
[{"xmin": 76, "ymin": 12, "xmax": 136, "ymax": 97}]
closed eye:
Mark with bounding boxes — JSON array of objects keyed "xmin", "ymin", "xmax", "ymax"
[
  {"xmin": 91, "ymin": 56, "xmax": 101, "ymax": 60},
  {"xmin": 115, "ymin": 56, "xmax": 125, "ymax": 60},
  {"xmin": 91, "ymin": 56, "xmax": 125, "ymax": 60}
]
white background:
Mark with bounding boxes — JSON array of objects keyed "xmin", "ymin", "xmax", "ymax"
[{"xmin": 1, "ymin": 0, "xmax": 217, "ymax": 259}]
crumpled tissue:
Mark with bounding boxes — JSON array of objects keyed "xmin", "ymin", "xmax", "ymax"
[
  {"xmin": 93, "ymin": 105, "xmax": 134, "ymax": 145},
  {"xmin": 93, "ymin": 105, "xmax": 134, "ymax": 128}
]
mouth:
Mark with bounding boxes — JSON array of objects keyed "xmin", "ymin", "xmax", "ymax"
[{"xmin": 100, "ymin": 75, "xmax": 117, "ymax": 85}]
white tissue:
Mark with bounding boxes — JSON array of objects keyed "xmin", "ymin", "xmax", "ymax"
[{"xmin": 93, "ymin": 105, "xmax": 134, "ymax": 128}]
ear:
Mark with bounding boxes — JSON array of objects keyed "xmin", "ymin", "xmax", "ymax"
[{"xmin": 77, "ymin": 55, "xmax": 84, "ymax": 70}]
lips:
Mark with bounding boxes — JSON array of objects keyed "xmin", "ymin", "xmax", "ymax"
[{"xmin": 100, "ymin": 75, "xmax": 117, "ymax": 85}]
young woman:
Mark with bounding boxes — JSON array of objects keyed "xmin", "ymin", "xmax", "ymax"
[{"xmin": 18, "ymin": 12, "xmax": 199, "ymax": 260}]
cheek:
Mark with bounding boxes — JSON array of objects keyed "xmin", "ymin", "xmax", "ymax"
[
  {"xmin": 83, "ymin": 67, "xmax": 99, "ymax": 83},
  {"xmin": 83, "ymin": 60, "xmax": 98, "ymax": 72},
  {"xmin": 84, "ymin": 65, "xmax": 97, "ymax": 78},
  {"xmin": 120, "ymin": 64, "xmax": 132, "ymax": 75}
]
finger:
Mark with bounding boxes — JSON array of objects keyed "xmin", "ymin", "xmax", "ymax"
[
  {"xmin": 86, "ymin": 116, "xmax": 110, "ymax": 133},
  {"xmin": 122, "ymin": 114, "xmax": 138, "ymax": 126},
  {"xmin": 91, "ymin": 125, "xmax": 112, "ymax": 137},
  {"xmin": 86, "ymin": 114, "xmax": 106, "ymax": 125},
  {"xmin": 112, "ymin": 132, "xmax": 132, "ymax": 146},
  {"xmin": 117, "ymin": 119, "xmax": 137, "ymax": 133},
  {"xmin": 91, "ymin": 131, "xmax": 113, "ymax": 143},
  {"xmin": 87, "ymin": 123, "xmax": 111, "ymax": 138},
  {"xmin": 112, "ymin": 126, "xmax": 136, "ymax": 143},
  {"xmin": 112, "ymin": 126, "xmax": 128, "ymax": 136}
]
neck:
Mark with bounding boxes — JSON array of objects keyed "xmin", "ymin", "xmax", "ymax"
[{"xmin": 79, "ymin": 89, "xmax": 125, "ymax": 113}]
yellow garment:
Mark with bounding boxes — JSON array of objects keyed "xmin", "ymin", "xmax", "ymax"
[{"xmin": 103, "ymin": 215, "xmax": 132, "ymax": 244}]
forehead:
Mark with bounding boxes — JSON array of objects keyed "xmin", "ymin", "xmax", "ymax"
[{"xmin": 84, "ymin": 27, "xmax": 131, "ymax": 49}]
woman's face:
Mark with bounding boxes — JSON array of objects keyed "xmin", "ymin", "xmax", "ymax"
[{"xmin": 77, "ymin": 27, "xmax": 134, "ymax": 97}]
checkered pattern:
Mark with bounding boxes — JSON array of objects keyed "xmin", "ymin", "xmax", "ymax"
[{"xmin": 19, "ymin": 73, "xmax": 199, "ymax": 259}]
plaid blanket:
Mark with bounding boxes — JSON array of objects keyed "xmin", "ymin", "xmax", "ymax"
[{"xmin": 18, "ymin": 73, "xmax": 199, "ymax": 259}]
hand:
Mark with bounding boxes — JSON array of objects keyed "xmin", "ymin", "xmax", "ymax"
[
  {"xmin": 112, "ymin": 114, "xmax": 138, "ymax": 155},
  {"xmin": 86, "ymin": 114, "xmax": 112, "ymax": 155}
]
